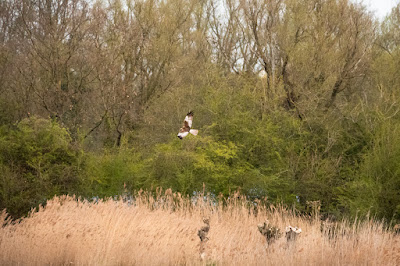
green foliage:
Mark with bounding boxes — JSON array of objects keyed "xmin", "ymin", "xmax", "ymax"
[
  {"xmin": 0, "ymin": 117, "xmax": 85, "ymax": 218},
  {"xmin": 338, "ymin": 121, "xmax": 400, "ymax": 221},
  {"xmin": 0, "ymin": 98, "xmax": 19, "ymax": 126},
  {"xmin": 140, "ymin": 80, "xmax": 300, "ymax": 204},
  {"xmin": 145, "ymin": 136, "xmax": 243, "ymax": 195},
  {"xmin": 85, "ymin": 148, "xmax": 145, "ymax": 197}
]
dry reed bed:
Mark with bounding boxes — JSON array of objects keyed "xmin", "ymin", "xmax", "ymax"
[{"xmin": 0, "ymin": 189, "xmax": 399, "ymax": 265}]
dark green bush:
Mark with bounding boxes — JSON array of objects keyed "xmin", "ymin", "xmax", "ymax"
[
  {"xmin": 84, "ymin": 147, "xmax": 145, "ymax": 197},
  {"xmin": 338, "ymin": 120, "xmax": 400, "ymax": 221},
  {"xmin": 0, "ymin": 116, "xmax": 85, "ymax": 218}
]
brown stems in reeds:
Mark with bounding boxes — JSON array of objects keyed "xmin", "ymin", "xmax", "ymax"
[
  {"xmin": 198, "ymin": 217, "xmax": 210, "ymax": 260},
  {"xmin": 257, "ymin": 220, "xmax": 282, "ymax": 245}
]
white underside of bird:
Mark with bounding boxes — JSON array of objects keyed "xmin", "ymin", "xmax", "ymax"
[{"xmin": 177, "ymin": 111, "xmax": 198, "ymax": 139}]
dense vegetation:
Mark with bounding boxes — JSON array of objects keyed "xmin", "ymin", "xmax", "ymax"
[{"xmin": 0, "ymin": 0, "xmax": 400, "ymax": 222}]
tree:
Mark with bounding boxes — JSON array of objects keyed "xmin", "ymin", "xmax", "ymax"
[{"xmin": 239, "ymin": 0, "xmax": 375, "ymax": 116}]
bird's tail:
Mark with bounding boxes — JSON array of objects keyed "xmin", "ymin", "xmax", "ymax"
[{"xmin": 189, "ymin": 129, "xmax": 198, "ymax": 136}]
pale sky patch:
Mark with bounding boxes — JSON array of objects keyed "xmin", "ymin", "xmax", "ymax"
[{"xmin": 362, "ymin": 0, "xmax": 398, "ymax": 19}]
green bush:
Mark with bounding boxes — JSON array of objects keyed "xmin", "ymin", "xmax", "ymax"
[
  {"xmin": 0, "ymin": 116, "xmax": 85, "ymax": 218},
  {"xmin": 85, "ymin": 148, "xmax": 145, "ymax": 197},
  {"xmin": 144, "ymin": 112, "xmax": 299, "ymax": 203},
  {"xmin": 338, "ymin": 120, "xmax": 400, "ymax": 222}
]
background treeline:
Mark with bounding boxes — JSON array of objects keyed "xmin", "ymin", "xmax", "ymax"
[{"xmin": 0, "ymin": 0, "xmax": 400, "ymax": 222}]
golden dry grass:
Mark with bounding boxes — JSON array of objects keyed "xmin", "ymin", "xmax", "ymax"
[{"xmin": 0, "ymin": 189, "xmax": 399, "ymax": 265}]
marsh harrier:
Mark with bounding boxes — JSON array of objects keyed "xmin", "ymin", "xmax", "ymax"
[{"xmin": 177, "ymin": 111, "xmax": 198, "ymax": 139}]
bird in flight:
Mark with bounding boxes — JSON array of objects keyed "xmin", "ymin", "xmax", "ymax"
[{"xmin": 177, "ymin": 111, "xmax": 198, "ymax": 139}]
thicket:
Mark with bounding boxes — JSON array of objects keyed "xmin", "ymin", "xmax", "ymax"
[{"xmin": 0, "ymin": 0, "xmax": 400, "ymax": 222}]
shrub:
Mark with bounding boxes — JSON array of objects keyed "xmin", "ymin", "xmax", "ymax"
[
  {"xmin": 84, "ymin": 147, "xmax": 145, "ymax": 197},
  {"xmin": 0, "ymin": 116, "xmax": 85, "ymax": 218},
  {"xmin": 338, "ymin": 120, "xmax": 400, "ymax": 222}
]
